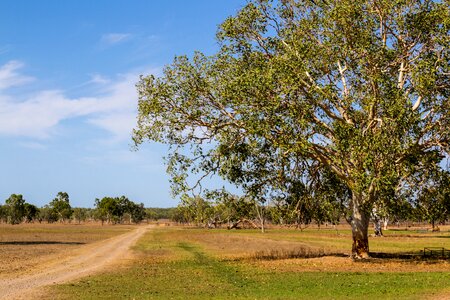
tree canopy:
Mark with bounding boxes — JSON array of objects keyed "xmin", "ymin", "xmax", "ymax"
[
  {"xmin": 4, "ymin": 194, "xmax": 26, "ymax": 224},
  {"xmin": 49, "ymin": 192, "xmax": 73, "ymax": 222},
  {"xmin": 94, "ymin": 196, "xmax": 146, "ymax": 224},
  {"xmin": 134, "ymin": 0, "xmax": 449, "ymax": 258}
]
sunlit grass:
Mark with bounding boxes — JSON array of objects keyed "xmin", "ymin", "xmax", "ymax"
[{"xmin": 51, "ymin": 226, "xmax": 450, "ymax": 299}]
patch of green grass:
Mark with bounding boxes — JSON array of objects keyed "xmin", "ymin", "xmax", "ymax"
[
  {"xmin": 52, "ymin": 228, "xmax": 450, "ymax": 300},
  {"xmin": 225, "ymin": 227, "xmax": 449, "ymax": 253},
  {"xmin": 171, "ymin": 227, "xmax": 449, "ymax": 256}
]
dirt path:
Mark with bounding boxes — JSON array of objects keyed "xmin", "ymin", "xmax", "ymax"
[{"xmin": 0, "ymin": 224, "xmax": 152, "ymax": 299}]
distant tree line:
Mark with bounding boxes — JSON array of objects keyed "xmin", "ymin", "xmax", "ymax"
[
  {"xmin": 2, "ymin": 175, "xmax": 447, "ymax": 232},
  {"xmin": 0, "ymin": 192, "xmax": 174, "ymax": 225},
  {"xmin": 171, "ymin": 166, "xmax": 450, "ymax": 234},
  {"xmin": 172, "ymin": 192, "xmax": 449, "ymax": 233}
]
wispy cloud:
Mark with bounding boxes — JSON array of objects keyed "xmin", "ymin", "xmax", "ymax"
[
  {"xmin": 0, "ymin": 45, "xmax": 12, "ymax": 55},
  {"xmin": 0, "ymin": 89, "xmax": 99, "ymax": 138},
  {"xmin": 89, "ymin": 74, "xmax": 111, "ymax": 85},
  {"xmin": 0, "ymin": 60, "xmax": 161, "ymax": 141},
  {"xmin": 100, "ymin": 33, "xmax": 132, "ymax": 46},
  {"xmin": 0, "ymin": 61, "xmax": 34, "ymax": 90},
  {"xmin": 79, "ymin": 148, "xmax": 166, "ymax": 172},
  {"xmin": 88, "ymin": 112, "xmax": 137, "ymax": 143},
  {"xmin": 19, "ymin": 141, "xmax": 47, "ymax": 150}
]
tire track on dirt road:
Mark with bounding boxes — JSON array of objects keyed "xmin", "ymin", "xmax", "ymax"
[{"xmin": 0, "ymin": 225, "xmax": 152, "ymax": 300}]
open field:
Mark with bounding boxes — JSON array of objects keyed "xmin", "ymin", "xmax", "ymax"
[
  {"xmin": 37, "ymin": 225, "xmax": 450, "ymax": 300},
  {"xmin": 0, "ymin": 224, "xmax": 151, "ymax": 299},
  {"xmin": 1, "ymin": 223, "xmax": 449, "ymax": 299},
  {"xmin": 0, "ymin": 223, "xmax": 135, "ymax": 278}
]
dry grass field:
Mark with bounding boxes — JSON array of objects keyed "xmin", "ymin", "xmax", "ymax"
[
  {"xmin": 1, "ymin": 223, "xmax": 449, "ymax": 299},
  {"xmin": 132, "ymin": 224, "xmax": 450, "ymax": 273},
  {"xmin": 0, "ymin": 222, "xmax": 134, "ymax": 278},
  {"xmin": 54, "ymin": 224, "xmax": 449, "ymax": 299}
]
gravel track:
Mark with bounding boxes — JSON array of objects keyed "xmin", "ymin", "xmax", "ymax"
[{"xmin": 0, "ymin": 225, "xmax": 151, "ymax": 299}]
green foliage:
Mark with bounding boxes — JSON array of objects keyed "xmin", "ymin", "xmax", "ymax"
[
  {"xmin": 0, "ymin": 205, "xmax": 7, "ymax": 223},
  {"xmin": 49, "ymin": 192, "xmax": 73, "ymax": 222},
  {"xmin": 72, "ymin": 207, "xmax": 90, "ymax": 224},
  {"xmin": 94, "ymin": 197, "xmax": 119, "ymax": 224},
  {"xmin": 176, "ymin": 195, "xmax": 215, "ymax": 226},
  {"xmin": 270, "ymin": 165, "xmax": 350, "ymax": 228},
  {"xmin": 38, "ymin": 206, "xmax": 58, "ymax": 223},
  {"xmin": 94, "ymin": 196, "xmax": 146, "ymax": 224},
  {"xmin": 211, "ymin": 191, "xmax": 256, "ymax": 228},
  {"xmin": 4, "ymin": 194, "xmax": 26, "ymax": 224},
  {"xmin": 2, "ymin": 195, "xmax": 40, "ymax": 224},
  {"xmin": 412, "ymin": 169, "xmax": 450, "ymax": 228},
  {"xmin": 134, "ymin": 0, "xmax": 449, "ymax": 255},
  {"xmin": 129, "ymin": 202, "xmax": 146, "ymax": 224},
  {"xmin": 23, "ymin": 203, "xmax": 39, "ymax": 223},
  {"xmin": 145, "ymin": 207, "xmax": 176, "ymax": 221},
  {"xmin": 174, "ymin": 192, "xmax": 261, "ymax": 229}
]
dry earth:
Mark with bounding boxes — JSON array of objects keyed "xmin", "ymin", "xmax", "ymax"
[
  {"xmin": 0, "ymin": 224, "xmax": 152, "ymax": 300},
  {"xmin": 0, "ymin": 223, "xmax": 134, "ymax": 277}
]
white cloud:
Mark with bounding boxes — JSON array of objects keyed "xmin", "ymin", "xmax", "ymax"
[
  {"xmin": 0, "ymin": 90, "xmax": 98, "ymax": 138},
  {"xmin": 100, "ymin": 33, "xmax": 132, "ymax": 46},
  {"xmin": 0, "ymin": 61, "xmax": 34, "ymax": 90},
  {"xmin": 0, "ymin": 60, "xmax": 161, "ymax": 141},
  {"xmin": 88, "ymin": 112, "xmax": 137, "ymax": 142},
  {"xmin": 89, "ymin": 74, "xmax": 111, "ymax": 85}
]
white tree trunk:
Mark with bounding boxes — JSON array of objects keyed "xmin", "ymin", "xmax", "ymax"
[
  {"xmin": 383, "ymin": 218, "xmax": 389, "ymax": 231},
  {"xmin": 350, "ymin": 193, "xmax": 370, "ymax": 259}
]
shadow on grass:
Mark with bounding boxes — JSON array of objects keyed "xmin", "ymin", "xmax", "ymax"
[
  {"xmin": 231, "ymin": 247, "xmax": 449, "ymax": 262},
  {"xmin": 0, "ymin": 241, "xmax": 85, "ymax": 245},
  {"xmin": 368, "ymin": 252, "xmax": 423, "ymax": 259},
  {"xmin": 252, "ymin": 248, "xmax": 349, "ymax": 260},
  {"xmin": 385, "ymin": 234, "xmax": 449, "ymax": 238},
  {"xmin": 352, "ymin": 252, "xmax": 449, "ymax": 262}
]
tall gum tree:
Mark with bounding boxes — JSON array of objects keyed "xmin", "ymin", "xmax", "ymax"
[{"xmin": 133, "ymin": 0, "xmax": 450, "ymax": 258}]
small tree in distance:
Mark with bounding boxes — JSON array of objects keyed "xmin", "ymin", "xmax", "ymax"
[
  {"xmin": 49, "ymin": 192, "xmax": 73, "ymax": 223},
  {"xmin": 95, "ymin": 196, "xmax": 145, "ymax": 225},
  {"xmin": 4, "ymin": 194, "xmax": 25, "ymax": 224},
  {"xmin": 23, "ymin": 203, "xmax": 39, "ymax": 223},
  {"xmin": 72, "ymin": 207, "xmax": 89, "ymax": 224},
  {"xmin": 413, "ymin": 169, "xmax": 450, "ymax": 231}
]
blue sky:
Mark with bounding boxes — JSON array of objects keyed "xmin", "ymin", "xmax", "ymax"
[{"xmin": 0, "ymin": 0, "xmax": 246, "ymax": 208}]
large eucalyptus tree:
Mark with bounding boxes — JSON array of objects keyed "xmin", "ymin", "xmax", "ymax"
[{"xmin": 134, "ymin": 0, "xmax": 449, "ymax": 258}]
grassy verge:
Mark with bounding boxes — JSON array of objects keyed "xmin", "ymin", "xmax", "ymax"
[{"xmin": 51, "ymin": 227, "xmax": 450, "ymax": 299}]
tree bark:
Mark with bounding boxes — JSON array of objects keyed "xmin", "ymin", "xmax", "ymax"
[
  {"xmin": 431, "ymin": 219, "xmax": 436, "ymax": 231},
  {"xmin": 371, "ymin": 206, "xmax": 383, "ymax": 236},
  {"xmin": 255, "ymin": 203, "xmax": 266, "ymax": 233},
  {"xmin": 350, "ymin": 193, "xmax": 370, "ymax": 259},
  {"xmin": 383, "ymin": 218, "xmax": 389, "ymax": 231},
  {"xmin": 373, "ymin": 219, "xmax": 383, "ymax": 237}
]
